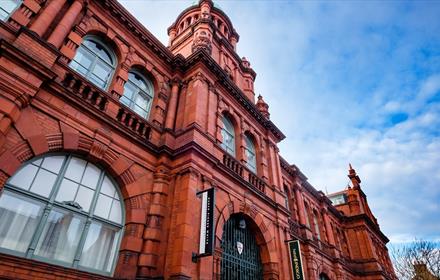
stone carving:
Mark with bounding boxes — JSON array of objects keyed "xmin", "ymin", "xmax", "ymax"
[{"xmin": 192, "ymin": 30, "xmax": 212, "ymax": 54}]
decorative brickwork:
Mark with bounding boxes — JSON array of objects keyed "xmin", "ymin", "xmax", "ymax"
[{"xmin": 0, "ymin": 0, "xmax": 396, "ymax": 279}]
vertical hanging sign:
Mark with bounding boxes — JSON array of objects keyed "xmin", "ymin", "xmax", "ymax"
[
  {"xmin": 287, "ymin": 240, "xmax": 305, "ymax": 280},
  {"xmin": 197, "ymin": 187, "xmax": 215, "ymax": 256}
]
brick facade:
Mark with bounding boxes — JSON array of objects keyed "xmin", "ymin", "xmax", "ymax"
[{"xmin": 0, "ymin": 0, "xmax": 396, "ymax": 279}]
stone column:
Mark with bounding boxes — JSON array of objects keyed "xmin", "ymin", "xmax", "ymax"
[
  {"xmin": 30, "ymin": 0, "xmax": 67, "ymax": 36},
  {"xmin": 294, "ymin": 185, "xmax": 307, "ymax": 226},
  {"xmin": 47, "ymin": 0, "xmax": 84, "ymax": 48},
  {"xmin": 165, "ymin": 80, "xmax": 180, "ymax": 130},
  {"xmin": 138, "ymin": 165, "xmax": 170, "ymax": 277}
]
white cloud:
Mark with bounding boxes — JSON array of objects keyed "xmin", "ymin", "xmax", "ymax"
[{"xmin": 119, "ymin": 1, "xmax": 440, "ymax": 244}]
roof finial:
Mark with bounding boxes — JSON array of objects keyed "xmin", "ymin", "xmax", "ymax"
[
  {"xmin": 256, "ymin": 94, "xmax": 270, "ymax": 119},
  {"xmin": 348, "ymin": 163, "xmax": 361, "ymax": 189}
]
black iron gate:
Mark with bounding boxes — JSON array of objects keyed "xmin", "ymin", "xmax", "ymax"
[{"xmin": 220, "ymin": 215, "xmax": 263, "ymax": 280}]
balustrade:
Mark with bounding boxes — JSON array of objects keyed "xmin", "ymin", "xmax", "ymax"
[
  {"xmin": 116, "ymin": 107, "xmax": 151, "ymax": 141},
  {"xmin": 62, "ymin": 72, "xmax": 108, "ymax": 111}
]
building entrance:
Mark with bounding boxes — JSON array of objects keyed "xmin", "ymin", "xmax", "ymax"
[{"xmin": 220, "ymin": 214, "xmax": 263, "ymax": 280}]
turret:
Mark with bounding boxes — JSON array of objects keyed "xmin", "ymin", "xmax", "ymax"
[{"xmin": 167, "ymin": 0, "xmax": 257, "ymax": 102}]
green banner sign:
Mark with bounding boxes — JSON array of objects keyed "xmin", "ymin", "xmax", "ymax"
[{"xmin": 288, "ymin": 240, "xmax": 305, "ymax": 280}]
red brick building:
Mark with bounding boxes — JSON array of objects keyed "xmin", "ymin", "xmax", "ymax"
[{"xmin": 0, "ymin": 0, "xmax": 397, "ymax": 279}]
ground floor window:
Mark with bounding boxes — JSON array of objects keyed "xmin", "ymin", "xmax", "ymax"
[{"xmin": 0, "ymin": 154, "xmax": 123, "ymax": 275}]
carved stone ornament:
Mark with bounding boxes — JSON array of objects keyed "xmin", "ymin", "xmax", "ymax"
[{"xmin": 192, "ymin": 31, "xmax": 212, "ymax": 54}]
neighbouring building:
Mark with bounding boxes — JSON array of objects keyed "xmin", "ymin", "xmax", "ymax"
[{"xmin": 0, "ymin": 0, "xmax": 397, "ymax": 279}]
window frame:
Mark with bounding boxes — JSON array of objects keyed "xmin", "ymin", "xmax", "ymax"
[
  {"xmin": 0, "ymin": 153, "xmax": 124, "ymax": 276},
  {"xmin": 120, "ymin": 69, "xmax": 154, "ymax": 119},
  {"xmin": 69, "ymin": 36, "xmax": 117, "ymax": 91},
  {"xmin": 244, "ymin": 133, "xmax": 257, "ymax": 173},
  {"xmin": 220, "ymin": 114, "xmax": 236, "ymax": 156},
  {"xmin": 0, "ymin": 0, "xmax": 22, "ymax": 22}
]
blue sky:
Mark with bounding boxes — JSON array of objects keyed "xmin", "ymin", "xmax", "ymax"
[{"xmin": 119, "ymin": 0, "xmax": 440, "ymax": 245}]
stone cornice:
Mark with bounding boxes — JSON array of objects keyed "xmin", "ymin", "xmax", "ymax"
[
  {"xmin": 101, "ymin": 0, "xmax": 174, "ymax": 63},
  {"xmin": 346, "ymin": 214, "xmax": 389, "ymax": 243}
]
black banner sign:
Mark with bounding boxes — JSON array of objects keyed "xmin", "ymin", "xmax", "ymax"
[
  {"xmin": 197, "ymin": 188, "xmax": 215, "ymax": 256},
  {"xmin": 287, "ymin": 240, "xmax": 305, "ymax": 280}
]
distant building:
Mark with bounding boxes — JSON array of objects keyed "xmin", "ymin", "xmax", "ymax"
[{"xmin": 0, "ymin": 0, "xmax": 396, "ymax": 279}]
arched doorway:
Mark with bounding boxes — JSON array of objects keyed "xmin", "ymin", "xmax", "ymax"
[{"xmin": 220, "ymin": 214, "xmax": 263, "ymax": 279}]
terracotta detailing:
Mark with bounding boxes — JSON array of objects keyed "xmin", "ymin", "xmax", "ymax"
[
  {"xmin": 256, "ymin": 94, "xmax": 270, "ymax": 119},
  {"xmin": 30, "ymin": 0, "xmax": 68, "ymax": 36},
  {"xmin": 294, "ymin": 185, "xmax": 307, "ymax": 226},
  {"xmin": 165, "ymin": 80, "xmax": 180, "ymax": 130},
  {"xmin": 323, "ymin": 210, "xmax": 336, "ymax": 246},
  {"xmin": 47, "ymin": 0, "xmax": 84, "ymax": 48},
  {"xmin": 138, "ymin": 165, "xmax": 170, "ymax": 277}
]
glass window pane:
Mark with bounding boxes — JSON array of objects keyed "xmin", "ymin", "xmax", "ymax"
[
  {"xmin": 35, "ymin": 208, "xmax": 85, "ymax": 263},
  {"xmin": 0, "ymin": 191, "xmax": 44, "ymax": 252},
  {"xmin": 122, "ymin": 82, "xmax": 136, "ymax": 101},
  {"xmin": 79, "ymin": 222, "xmax": 120, "ymax": 272},
  {"xmin": 92, "ymin": 60, "xmax": 111, "ymax": 84},
  {"xmin": 0, "ymin": 0, "xmax": 20, "ymax": 20},
  {"xmin": 120, "ymin": 95, "xmax": 131, "ymax": 107},
  {"xmin": 135, "ymin": 94, "xmax": 148, "ymax": 108},
  {"xmin": 74, "ymin": 186, "xmax": 94, "ymax": 212},
  {"xmin": 100, "ymin": 176, "xmax": 116, "ymax": 197},
  {"xmin": 70, "ymin": 48, "xmax": 93, "ymax": 75},
  {"xmin": 55, "ymin": 179, "xmax": 79, "ymax": 203},
  {"xmin": 41, "ymin": 155, "xmax": 65, "ymax": 174},
  {"xmin": 30, "ymin": 169, "xmax": 57, "ymax": 197},
  {"xmin": 81, "ymin": 163, "xmax": 101, "ymax": 189},
  {"xmin": 64, "ymin": 157, "xmax": 87, "ymax": 182},
  {"xmin": 94, "ymin": 194, "xmax": 112, "ymax": 219},
  {"xmin": 8, "ymin": 164, "xmax": 38, "ymax": 190},
  {"xmin": 109, "ymin": 200, "xmax": 122, "ymax": 224},
  {"xmin": 32, "ymin": 158, "xmax": 43, "ymax": 166}
]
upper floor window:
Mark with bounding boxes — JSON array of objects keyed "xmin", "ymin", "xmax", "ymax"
[
  {"xmin": 0, "ymin": 154, "xmax": 123, "ymax": 275},
  {"xmin": 121, "ymin": 70, "xmax": 154, "ymax": 119},
  {"xmin": 220, "ymin": 114, "xmax": 235, "ymax": 156},
  {"xmin": 244, "ymin": 134, "xmax": 257, "ymax": 173},
  {"xmin": 69, "ymin": 37, "xmax": 116, "ymax": 90},
  {"xmin": 313, "ymin": 212, "xmax": 321, "ymax": 240},
  {"xmin": 0, "ymin": 0, "xmax": 21, "ymax": 21}
]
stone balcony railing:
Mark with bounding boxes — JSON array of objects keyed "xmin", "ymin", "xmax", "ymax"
[
  {"xmin": 62, "ymin": 72, "xmax": 109, "ymax": 111},
  {"xmin": 222, "ymin": 153, "xmax": 268, "ymax": 195},
  {"xmin": 116, "ymin": 107, "xmax": 152, "ymax": 141},
  {"xmin": 59, "ymin": 69, "xmax": 155, "ymax": 144}
]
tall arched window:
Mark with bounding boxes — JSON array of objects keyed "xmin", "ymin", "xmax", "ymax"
[
  {"xmin": 304, "ymin": 202, "xmax": 311, "ymax": 228},
  {"xmin": 69, "ymin": 37, "xmax": 116, "ymax": 90},
  {"xmin": 121, "ymin": 70, "xmax": 154, "ymax": 119},
  {"xmin": 0, "ymin": 0, "xmax": 21, "ymax": 21},
  {"xmin": 313, "ymin": 212, "xmax": 321, "ymax": 240},
  {"xmin": 319, "ymin": 273, "xmax": 330, "ymax": 280},
  {"xmin": 0, "ymin": 154, "xmax": 123, "ymax": 275},
  {"xmin": 244, "ymin": 133, "xmax": 257, "ymax": 173},
  {"xmin": 220, "ymin": 114, "xmax": 235, "ymax": 156}
]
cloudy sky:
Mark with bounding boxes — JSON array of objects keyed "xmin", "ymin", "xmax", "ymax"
[{"xmin": 119, "ymin": 0, "xmax": 440, "ymax": 245}]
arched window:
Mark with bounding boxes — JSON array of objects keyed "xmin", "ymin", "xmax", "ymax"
[
  {"xmin": 0, "ymin": 154, "xmax": 123, "ymax": 275},
  {"xmin": 319, "ymin": 273, "xmax": 330, "ymax": 280},
  {"xmin": 120, "ymin": 70, "xmax": 154, "ymax": 119},
  {"xmin": 220, "ymin": 114, "xmax": 235, "ymax": 156},
  {"xmin": 0, "ymin": 0, "xmax": 21, "ymax": 21},
  {"xmin": 69, "ymin": 37, "xmax": 116, "ymax": 90},
  {"xmin": 244, "ymin": 133, "xmax": 257, "ymax": 173},
  {"xmin": 313, "ymin": 212, "xmax": 321, "ymax": 240},
  {"xmin": 304, "ymin": 202, "xmax": 311, "ymax": 228}
]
